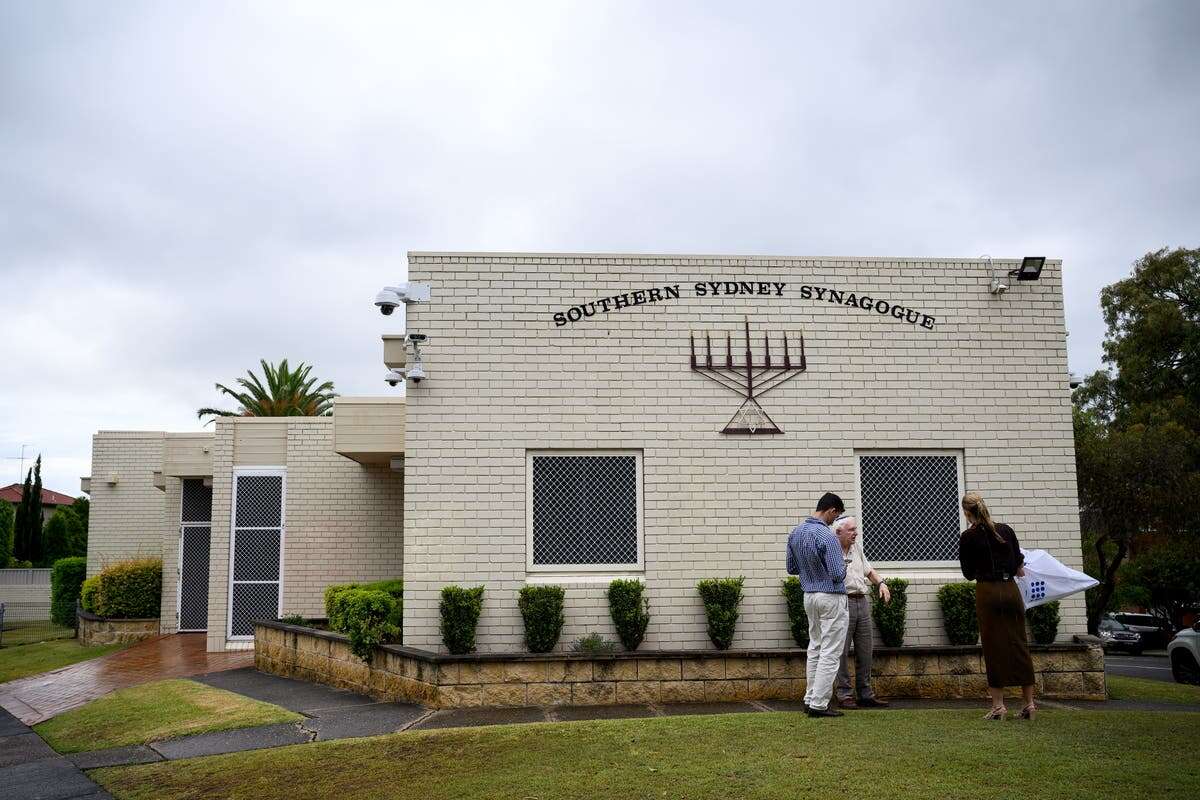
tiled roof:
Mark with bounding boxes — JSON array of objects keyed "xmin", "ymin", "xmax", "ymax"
[{"xmin": 0, "ymin": 484, "xmax": 77, "ymax": 506}]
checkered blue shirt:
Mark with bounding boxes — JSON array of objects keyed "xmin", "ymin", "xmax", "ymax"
[{"xmin": 786, "ymin": 516, "xmax": 847, "ymax": 594}]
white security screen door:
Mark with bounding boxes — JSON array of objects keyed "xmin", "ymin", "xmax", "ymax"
[
  {"xmin": 228, "ymin": 469, "xmax": 285, "ymax": 640},
  {"xmin": 177, "ymin": 479, "xmax": 212, "ymax": 632}
]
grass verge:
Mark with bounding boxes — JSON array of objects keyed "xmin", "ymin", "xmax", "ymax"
[
  {"xmin": 35, "ymin": 678, "xmax": 302, "ymax": 753},
  {"xmin": 0, "ymin": 639, "xmax": 125, "ymax": 683},
  {"xmin": 93, "ymin": 708, "xmax": 1199, "ymax": 800},
  {"xmin": 1107, "ymin": 673, "xmax": 1200, "ymax": 704}
]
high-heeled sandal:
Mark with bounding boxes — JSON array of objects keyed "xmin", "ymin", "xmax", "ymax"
[
  {"xmin": 1019, "ymin": 703, "xmax": 1037, "ymax": 720},
  {"xmin": 983, "ymin": 706, "xmax": 1007, "ymax": 720}
]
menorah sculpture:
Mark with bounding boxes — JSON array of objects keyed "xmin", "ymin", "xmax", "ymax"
[{"xmin": 689, "ymin": 317, "xmax": 807, "ymax": 435}]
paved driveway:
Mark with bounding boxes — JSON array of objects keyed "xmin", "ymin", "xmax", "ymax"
[
  {"xmin": 0, "ymin": 634, "xmax": 253, "ymax": 725},
  {"xmin": 1105, "ymin": 654, "xmax": 1174, "ymax": 682}
]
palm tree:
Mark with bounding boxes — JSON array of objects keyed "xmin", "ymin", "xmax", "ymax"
[{"xmin": 198, "ymin": 359, "xmax": 337, "ymax": 421}]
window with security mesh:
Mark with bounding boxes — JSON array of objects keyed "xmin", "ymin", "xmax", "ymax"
[
  {"xmin": 859, "ymin": 453, "xmax": 962, "ymax": 562},
  {"xmin": 530, "ymin": 453, "xmax": 640, "ymax": 567},
  {"xmin": 229, "ymin": 471, "xmax": 284, "ymax": 638}
]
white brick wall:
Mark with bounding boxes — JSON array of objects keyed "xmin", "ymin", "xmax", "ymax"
[
  {"xmin": 87, "ymin": 432, "xmax": 167, "ymax": 577},
  {"xmin": 206, "ymin": 417, "xmax": 403, "ymax": 650},
  {"xmin": 402, "ymin": 253, "xmax": 1085, "ymax": 652}
]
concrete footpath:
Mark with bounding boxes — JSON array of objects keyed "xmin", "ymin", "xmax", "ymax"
[{"xmin": 0, "ymin": 705, "xmax": 112, "ymax": 800}]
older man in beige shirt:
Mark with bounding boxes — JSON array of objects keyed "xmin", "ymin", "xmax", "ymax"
[{"xmin": 833, "ymin": 515, "xmax": 891, "ymax": 708}]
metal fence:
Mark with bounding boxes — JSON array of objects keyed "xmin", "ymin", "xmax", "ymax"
[
  {"xmin": 0, "ymin": 568, "xmax": 53, "ymax": 585},
  {"xmin": 0, "ymin": 601, "xmax": 75, "ymax": 647}
]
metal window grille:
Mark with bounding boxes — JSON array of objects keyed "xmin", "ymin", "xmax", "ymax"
[
  {"xmin": 531, "ymin": 454, "xmax": 639, "ymax": 566},
  {"xmin": 178, "ymin": 479, "xmax": 212, "ymax": 632},
  {"xmin": 228, "ymin": 472, "xmax": 284, "ymax": 638},
  {"xmin": 859, "ymin": 454, "xmax": 962, "ymax": 562}
]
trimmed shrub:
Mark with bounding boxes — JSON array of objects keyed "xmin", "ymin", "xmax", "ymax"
[
  {"xmin": 607, "ymin": 579, "xmax": 650, "ymax": 651},
  {"xmin": 872, "ymin": 578, "xmax": 909, "ymax": 647},
  {"xmin": 518, "ymin": 585, "xmax": 565, "ymax": 653},
  {"xmin": 50, "ymin": 556, "xmax": 87, "ymax": 627},
  {"xmin": 88, "ymin": 558, "xmax": 162, "ymax": 619},
  {"xmin": 80, "ymin": 576, "xmax": 100, "ymax": 613},
  {"xmin": 780, "ymin": 577, "xmax": 808, "ymax": 647},
  {"xmin": 696, "ymin": 577, "xmax": 744, "ymax": 650},
  {"xmin": 572, "ymin": 633, "xmax": 618, "ymax": 655},
  {"xmin": 440, "ymin": 585, "xmax": 485, "ymax": 654},
  {"xmin": 325, "ymin": 578, "xmax": 403, "ymax": 643},
  {"xmin": 278, "ymin": 614, "xmax": 308, "ymax": 626},
  {"xmin": 1027, "ymin": 600, "xmax": 1061, "ymax": 645},
  {"xmin": 335, "ymin": 589, "xmax": 400, "ymax": 663},
  {"xmin": 937, "ymin": 582, "xmax": 979, "ymax": 645},
  {"xmin": 0, "ymin": 500, "xmax": 14, "ymax": 567}
]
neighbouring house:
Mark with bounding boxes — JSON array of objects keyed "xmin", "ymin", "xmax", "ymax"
[
  {"xmin": 0, "ymin": 484, "xmax": 78, "ymax": 524},
  {"xmin": 84, "ymin": 253, "xmax": 1088, "ymax": 661}
]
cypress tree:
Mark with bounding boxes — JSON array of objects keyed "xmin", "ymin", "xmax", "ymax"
[
  {"xmin": 13, "ymin": 465, "xmax": 34, "ymax": 562},
  {"xmin": 0, "ymin": 500, "xmax": 14, "ymax": 567},
  {"xmin": 14, "ymin": 456, "xmax": 45, "ymax": 565}
]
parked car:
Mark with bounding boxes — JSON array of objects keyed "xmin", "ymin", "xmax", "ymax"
[
  {"xmin": 1111, "ymin": 612, "xmax": 1174, "ymax": 650},
  {"xmin": 1098, "ymin": 617, "xmax": 1143, "ymax": 655},
  {"xmin": 1168, "ymin": 623, "xmax": 1200, "ymax": 685}
]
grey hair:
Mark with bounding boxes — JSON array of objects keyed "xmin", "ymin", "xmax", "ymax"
[{"xmin": 832, "ymin": 515, "xmax": 857, "ymax": 532}]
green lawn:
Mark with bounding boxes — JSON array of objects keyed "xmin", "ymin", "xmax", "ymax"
[
  {"xmin": 1, "ymin": 619, "xmax": 76, "ymax": 647},
  {"xmin": 93, "ymin": 708, "xmax": 1199, "ymax": 800},
  {"xmin": 0, "ymin": 639, "xmax": 125, "ymax": 683},
  {"xmin": 35, "ymin": 679, "xmax": 303, "ymax": 753},
  {"xmin": 1107, "ymin": 674, "xmax": 1200, "ymax": 705}
]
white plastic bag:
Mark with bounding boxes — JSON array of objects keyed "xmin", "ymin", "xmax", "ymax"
[{"xmin": 1016, "ymin": 549, "xmax": 1098, "ymax": 609}]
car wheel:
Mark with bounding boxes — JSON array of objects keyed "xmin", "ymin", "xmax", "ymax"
[{"xmin": 1171, "ymin": 651, "xmax": 1200, "ymax": 685}]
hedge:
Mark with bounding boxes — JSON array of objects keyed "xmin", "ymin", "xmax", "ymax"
[
  {"xmin": 1027, "ymin": 600, "xmax": 1061, "ymax": 645},
  {"xmin": 82, "ymin": 558, "xmax": 162, "ymax": 619},
  {"xmin": 937, "ymin": 582, "xmax": 979, "ymax": 645},
  {"xmin": 50, "ymin": 556, "xmax": 87, "ymax": 627},
  {"xmin": 872, "ymin": 578, "xmax": 909, "ymax": 647},
  {"xmin": 696, "ymin": 577, "xmax": 744, "ymax": 650},
  {"xmin": 780, "ymin": 577, "xmax": 808, "ymax": 647},
  {"xmin": 440, "ymin": 585, "xmax": 485, "ymax": 654},
  {"xmin": 607, "ymin": 579, "xmax": 650, "ymax": 651},
  {"xmin": 334, "ymin": 589, "xmax": 400, "ymax": 663},
  {"xmin": 518, "ymin": 585, "xmax": 565, "ymax": 653},
  {"xmin": 325, "ymin": 579, "xmax": 403, "ymax": 642}
]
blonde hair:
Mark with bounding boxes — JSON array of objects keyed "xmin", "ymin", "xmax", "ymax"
[{"xmin": 962, "ymin": 492, "xmax": 1003, "ymax": 542}]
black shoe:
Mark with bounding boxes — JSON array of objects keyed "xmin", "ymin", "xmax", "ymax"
[
  {"xmin": 806, "ymin": 707, "xmax": 844, "ymax": 718},
  {"xmin": 837, "ymin": 696, "xmax": 858, "ymax": 709},
  {"xmin": 857, "ymin": 697, "xmax": 889, "ymax": 708}
]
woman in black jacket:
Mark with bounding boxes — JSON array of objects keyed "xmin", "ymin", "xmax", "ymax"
[{"xmin": 959, "ymin": 492, "xmax": 1036, "ymax": 720}]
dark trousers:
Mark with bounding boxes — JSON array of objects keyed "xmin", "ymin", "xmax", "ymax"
[{"xmin": 835, "ymin": 594, "xmax": 876, "ymax": 701}]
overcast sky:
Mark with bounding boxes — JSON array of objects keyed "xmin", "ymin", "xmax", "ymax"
[{"xmin": 2, "ymin": 1, "xmax": 1198, "ymax": 494}]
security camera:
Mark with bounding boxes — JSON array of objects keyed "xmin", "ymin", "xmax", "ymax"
[
  {"xmin": 375, "ymin": 288, "xmax": 402, "ymax": 316},
  {"xmin": 408, "ymin": 333, "xmax": 427, "ymax": 343},
  {"xmin": 385, "ymin": 368, "xmax": 406, "ymax": 386},
  {"xmin": 373, "ymin": 282, "xmax": 431, "ymax": 315},
  {"xmin": 407, "ymin": 362, "xmax": 426, "ymax": 383}
]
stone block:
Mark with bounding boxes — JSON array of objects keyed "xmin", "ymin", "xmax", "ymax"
[
  {"xmin": 297, "ymin": 634, "xmax": 331, "ymax": 657},
  {"xmin": 564, "ymin": 660, "xmax": 596, "ymax": 682},
  {"xmin": 915, "ymin": 675, "xmax": 960, "ymax": 698},
  {"xmin": 1043, "ymin": 671, "xmax": 1085, "ymax": 698},
  {"xmin": 329, "ymin": 641, "xmax": 353, "ymax": 663},
  {"xmin": 1081, "ymin": 671, "xmax": 1106, "ymax": 700},
  {"xmin": 900, "ymin": 652, "xmax": 937, "ymax": 676},
  {"xmin": 438, "ymin": 684, "xmax": 483, "ymax": 708},
  {"xmin": 572, "ymin": 682, "xmax": 617, "ymax": 705},
  {"xmin": 528, "ymin": 682, "xmax": 572, "ymax": 706},
  {"xmin": 703, "ymin": 679, "xmax": 750, "ymax": 702},
  {"xmin": 682, "ymin": 658, "xmax": 725, "ymax": 680},
  {"xmin": 658, "ymin": 681, "xmax": 706, "ymax": 703},
  {"xmin": 873, "ymin": 675, "xmax": 919, "ymax": 697},
  {"xmin": 938, "ymin": 652, "xmax": 980, "ymax": 676},
  {"xmin": 637, "ymin": 658, "xmax": 683, "ymax": 681},
  {"xmin": 544, "ymin": 661, "xmax": 567, "ymax": 683},
  {"xmin": 503, "ymin": 661, "xmax": 549, "ymax": 684},
  {"xmin": 768, "ymin": 656, "xmax": 807, "ymax": 679},
  {"xmin": 725, "ymin": 658, "xmax": 769, "ymax": 680},
  {"xmin": 460, "ymin": 661, "xmax": 505, "ymax": 685},
  {"xmin": 756, "ymin": 678, "xmax": 802, "ymax": 700},
  {"xmin": 594, "ymin": 660, "xmax": 637, "ymax": 681},
  {"xmin": 1081, "ymin": 646, "xmax": 1104, "ymax": 673},
  {"xmin": 956, "ymin": 674, "xmax": 990, "ymax": 699},
  {"xmin": 615, "ymin": 681, "xmax": 661, "ymax": 705},
  {"xmin": 483, "ymin": 682, "xmax": 529, "ymax": 707}
]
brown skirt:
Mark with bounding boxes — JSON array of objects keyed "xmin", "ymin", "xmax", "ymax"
[{"xmin": 976, "ymin": 580, "xmax": 1035, "ymax": 688}]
